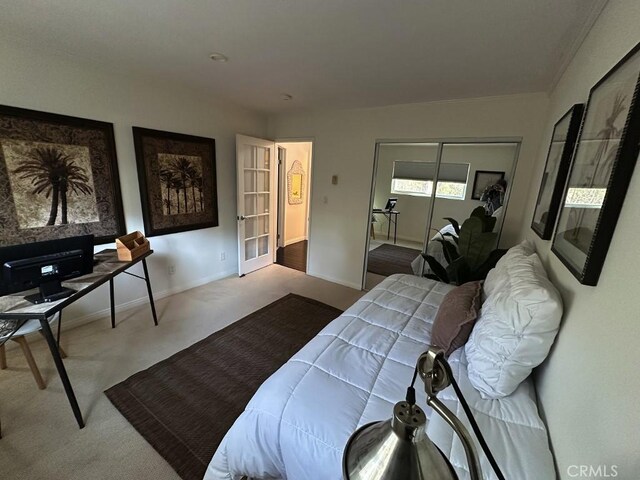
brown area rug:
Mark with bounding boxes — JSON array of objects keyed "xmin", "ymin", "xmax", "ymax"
[
  {"xmin": 105, "ymin": 294, "xmax": 342, "ymax": 480},
  {"xmin": 367, "ymin": 243, "xmax": 421, "ymax": 276}
]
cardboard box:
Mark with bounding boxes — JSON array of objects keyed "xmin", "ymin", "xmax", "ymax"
[{"xmin": 116, "ymin": 231, "xmax": 150, "ymax": 262}]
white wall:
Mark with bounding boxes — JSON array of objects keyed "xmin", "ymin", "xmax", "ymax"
[
  {"xmin": 269, "ymin": 94, "xmax": 549, "ymax": 288},
  {"xmin": 0, "ymin": 40, "xmax": 266, "ymax": 325},
  {"xmin": 280, "ymin": 142, "xmax": 311, "ymax": 245},
  {"xmin": 518, "ymin": 1, "xmax": 640, "ymax": 478}
]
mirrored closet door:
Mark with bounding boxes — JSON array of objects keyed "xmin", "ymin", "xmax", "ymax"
[{"xmin": 364, "ymin": 139, "xmax": 520, "ymax": 290}]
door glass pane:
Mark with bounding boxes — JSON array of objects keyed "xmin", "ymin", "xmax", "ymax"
[
  {"xmin": 257, "ymin": 171, "xmax": 269, "ymax": 192},
  {"xmin": 258, "ymin": 236, "xmax": 269, "ymax": 256},
  {"xmin": 262, "ymin": 148, "xmax": 270, "ymax": 169},
  {"xmin": 258, "ymin": 215, "xmax": 269, "ymax": 235},
  {"xmin": 244, "ymin": 170, "xmax": 257, "ymax": 192},
  {"xmin": 245, "ymin": 217, "xmax": 257, "ymax": 238},
  {"xmin": 245, "ymin": 238, "xmax": 257, "ymax": 260},
  {"xmin": 245, "ymin": 193, "xmax": 256, "ymax": 216},
  {"xmin": 256, "ymin": 147, "xmax": 270, "ymax": 169},
  {"xmin": 257, "ymin": 193, "xmax": 269, "ymax": 214},
  {"xmin": 245, "ymin": 147, "xmax": 256, "ymax": 168}
]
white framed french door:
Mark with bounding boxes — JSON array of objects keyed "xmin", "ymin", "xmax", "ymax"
[{"xmin": 236, "ymin": 134, "xmax": 277, "ymax": 276}]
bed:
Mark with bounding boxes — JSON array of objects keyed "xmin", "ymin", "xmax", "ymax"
[{"xmin": 206, "ymin": 265, "xmax": 557, "ymax": 479}]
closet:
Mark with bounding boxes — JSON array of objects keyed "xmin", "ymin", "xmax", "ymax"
[{"xmin": 365, "ymin": 139, "xmax": 520, "ymax": 289}]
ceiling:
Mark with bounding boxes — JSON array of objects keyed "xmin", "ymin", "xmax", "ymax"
[{"xmin": 0, "ymin": 0, "xmax": 608, "ymax": 114}]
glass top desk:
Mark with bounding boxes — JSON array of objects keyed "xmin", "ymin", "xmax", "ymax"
[
  {"xmin": 372, "ymin": 209, "xmax": 400, "ymax": 244},
  {"xmin": 0, "ymin": 249, "xmax": 158, "ymax": 429}
]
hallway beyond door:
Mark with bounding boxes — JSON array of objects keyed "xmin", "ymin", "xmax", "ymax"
[{"xmin": 276, "ymin": 240, "xmax": 307, "ymax": 273}]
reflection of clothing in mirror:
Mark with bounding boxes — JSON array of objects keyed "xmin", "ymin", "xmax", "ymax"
[{"xmin": 481, "ymin": 184, "xmax": 505, "ymax": 216}]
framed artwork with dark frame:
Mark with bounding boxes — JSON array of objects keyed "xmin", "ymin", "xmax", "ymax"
[
  {"xmin": 471, "ymin": 170, "xmax": 505, "ymax": 200},
  {"xmin": 552, "ymin": 42, "xmax": 640, "ymax": 286},
  {"xmin": 531, "ymin": 103, "xmax": 584, "ymax": 239},
  {"xmin": 0, "ymin": 105, "xmax": 126, "ymax": 246},
  {"xmin": 133, "ymin": 127, "xmax": 218, "ymax": 237}
]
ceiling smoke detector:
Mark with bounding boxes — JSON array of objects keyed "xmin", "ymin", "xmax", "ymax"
[{"xmin": 209, "ymin": 52, "xmax": 228, "ymax": 62}]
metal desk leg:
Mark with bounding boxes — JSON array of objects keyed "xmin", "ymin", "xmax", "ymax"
[
  {"xmin": 142, "ymin": 259, "xmax": 159, "ymax": 326},
  {"xmin": 394, "ymin": 213, "xmax": 398, "ymax": 244},
  {"xmin": 57, "ymin": 309, "xmax": 63, "ymax": 347},
  {"xmin": 387, "ymin": 213, "xmax": 391, "ymax": 241},
  {"xmin": 39, "ymin": 318, "xmax": 84, "ymax": 429},
  {"xmin": 109, "ymin": 278, "xmax": 116, "ymax": 329}
]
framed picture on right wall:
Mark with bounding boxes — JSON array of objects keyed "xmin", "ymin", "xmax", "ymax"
[
  {"xmin": 531, "ymin": 103, "xmax": 584, "ymax": 240},
  {"xmin": 552, "ymin": 42, "xmax": 640, "ymax": 286}
]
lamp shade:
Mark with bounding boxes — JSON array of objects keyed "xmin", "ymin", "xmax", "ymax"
[{"xmin": 343, "ymin": 401, "xmax": 457, "ymax": 480}]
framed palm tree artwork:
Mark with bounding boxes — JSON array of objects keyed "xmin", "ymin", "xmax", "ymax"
[
  {"xmin": 0, "ymin": 105, "xmax": 125, "ymax": 246},
  {"xmin": 552, "ymin": 41, "xmax": 640, "ymax": 286},
  {"xmin": 132, "ymin": 127, "xmax": 218, "ymax": 237},
  {"xmin": 531, "ymin": 103, "xmax": 584, "ymax": 240}
]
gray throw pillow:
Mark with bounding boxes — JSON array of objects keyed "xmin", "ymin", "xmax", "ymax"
[{"xmin": 431, "ymin": 281, "xmax": 482, "ymax": 357}]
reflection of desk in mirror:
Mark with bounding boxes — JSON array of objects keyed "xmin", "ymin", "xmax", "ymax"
[
  {"xmin": 372, "ymin": 210, "xmax": 399, "ymax": 244},
  {"xmin": 0, "ymin": 249, "xmax": 158, "ymax": 430}
]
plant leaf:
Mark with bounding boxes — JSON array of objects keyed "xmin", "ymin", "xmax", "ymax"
[
  {"xmin": 470, "ymin": 233, "xmax": 498, "ymax": 271},
  {"xmin": 483, "ymin": 215, "xmax": 497, "ymax": 233},
  {"xmin": 436, "ymin": 238, "xmax": 460, "ymax": 264},
  {"xmin": 470, "ymin": 206, "xmax": 486, "ymax": 219},
  {"xmin": 435, "ymin": 239, "xmax": 451, "ymax": 264},
  {"xmin": 444, "ymin": 217, "xmax": 460, "ymax": 235},
  {"xmin": 422, "ymin": 253, "xmax": 449, "ymax": 284},
  {"xmin": 445, "ymin": 257, "xmax": 471, "ymax": 285},
  {"xmin": 459, "ymin": 216, "xmax": 498, "ymax": 271},
  {"xmin": 470, "ymin": 248, "xmax": 508, "ymax": 280},
  {"xmin": 442, "ymin": 232, "xmax": 459, "ymax": 245},
  {"xmin": 458, "ymin": 216, "xmax": 483, "ymax": 257}
]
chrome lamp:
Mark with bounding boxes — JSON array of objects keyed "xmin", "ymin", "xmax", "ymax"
[{"xmin": 343, "ymin": 347, "xmax": 504, "ymax": 480}]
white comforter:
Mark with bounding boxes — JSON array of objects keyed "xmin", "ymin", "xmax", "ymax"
[{"xmin": 206, "ymin": 275, "xmax": 555, "ymax": 480}]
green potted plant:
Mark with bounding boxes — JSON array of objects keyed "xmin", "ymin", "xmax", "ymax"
[{"xmin": 422, "ymin": 207, "xmax": 506, "ymax": 285}]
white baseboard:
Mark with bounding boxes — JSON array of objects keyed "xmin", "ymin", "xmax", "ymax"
[
  {"xmin": 283, "ymin": 236, "xmax": 307, "ymax": 246},
  {"xmin": 4, "ymin": 268, "xmax": 237, "ymax": 351},
  {"xmin": 307, "ymin": 270, "xmax": 362, "ymax": 291}
]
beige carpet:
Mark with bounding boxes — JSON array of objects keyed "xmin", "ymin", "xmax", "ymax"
[{"xmin": 0, "ymin": 265, "xmax": 363, "ymax": 480}]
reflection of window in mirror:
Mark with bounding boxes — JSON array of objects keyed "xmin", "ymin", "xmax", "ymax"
[
  {"xmin": 390, "ymin": 161, "xmax": 469, "ymax": 200},
  {"xmin": 564, "ymin": 187, "xmax": 606, "ymax": 208}
]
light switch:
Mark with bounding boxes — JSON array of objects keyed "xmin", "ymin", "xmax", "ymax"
[{"xmin": 331, "ymin": 175, "xmax": 338, "ymax": 185}]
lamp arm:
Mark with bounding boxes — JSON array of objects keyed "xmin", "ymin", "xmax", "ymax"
[
  {"xmin": 418, "ymin": 347, "xmax": 506, "ymax": 480},
  {"xmin": 427, "ymin": 395, "xmax": 482, "ymax": 480}
]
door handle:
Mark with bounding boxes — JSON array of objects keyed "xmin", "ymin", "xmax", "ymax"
[{"xmin": 238, "ymin": 215, "xmax": 246, "ymax": 221}]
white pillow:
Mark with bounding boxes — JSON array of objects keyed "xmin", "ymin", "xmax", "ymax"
[
  {"xmin": 483, "ymin": 240, "xmax": 535, "ymax": 297},
  {"xmin": 465, "ymin": 251, "xmax": 562, "ymax": 398}
]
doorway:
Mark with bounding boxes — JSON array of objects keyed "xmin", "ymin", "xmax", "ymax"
[
  {"xmin": 235, "ymin": 136, "xmax": 313, "ymax": 277},
  {"xmin": 275, "ymin": 141, "xmax": 313, "ymax": 273}
]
